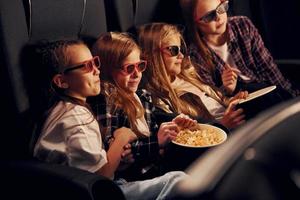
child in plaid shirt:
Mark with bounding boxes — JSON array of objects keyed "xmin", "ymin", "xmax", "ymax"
[{"xmin": 180, "ymin": 0, "xmax": 299, "ymax": 97}]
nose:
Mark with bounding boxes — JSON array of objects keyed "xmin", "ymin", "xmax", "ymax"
[
  {"xmin": 178, "ymin": 51, "xmax": 184, "ymax": 59},
  {"xmin": 215, "ymin": 13, "xmax": 221, "ymax": 22},
  {"xmin": 93, "ymin": 65, "xmax": 100, "ymax": 76},
  {"xmin": 130, "ymin": 67, "xmax": 140, "ymax": 78}
]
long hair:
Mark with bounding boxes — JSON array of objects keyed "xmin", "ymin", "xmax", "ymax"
[
  {"xmin": 179, "ymin": 0, "xmax": 215, "ymax": 73},
  {"xmin": 91, "ymin": 32, "xmax": 145, "ymax": 136},
  {"xmin": 138, "ymin": 22, "xmax": 214, "ymax": 119}
]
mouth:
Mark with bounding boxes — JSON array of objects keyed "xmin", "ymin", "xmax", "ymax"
[
  {"xmin": 128, "ymin": 81, "xmax": 139, "ymax": 85},
  {"xmin": 216, "ymin": 22, "xmax": 224, "ymax": 29}
]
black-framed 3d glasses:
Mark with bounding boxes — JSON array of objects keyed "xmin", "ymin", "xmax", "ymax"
[
  {"xmin": 161, "ymin": 45, "xmax": 186, "ymax": 57},
  {"xmin": 197, "ymin": 1, "xmax": 229, "ymax": 23}
]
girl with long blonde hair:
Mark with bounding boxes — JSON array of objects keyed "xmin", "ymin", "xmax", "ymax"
[{"xmin": 138, "ymin": 22, "xmax": 247, "ymax": 129}]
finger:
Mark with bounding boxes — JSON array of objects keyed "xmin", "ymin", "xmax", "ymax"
[
  {"xmin": 233, "ymin": 114, "xmax": 246, "ymax": 123},
  {"xmin": 163, "ymin": 123, "xmax": 179, "ymax": 132},
  {"xmin": 121, "ymin": 149, "xmax": 132, "ymax": 157},
  {"xmin": 123, "ymin": 143, "xmax": 131, "ymax": 149},
  {"xmin": 181, "ymin": 119, "xmax": 196, "ymax": 128},
  {"xmin": 230, "ymin": 67, "xmax": 241, "ymax": 75},
  {"xmin": 230, "ymin": 108, "xmax": 244, "ymax": 119}
]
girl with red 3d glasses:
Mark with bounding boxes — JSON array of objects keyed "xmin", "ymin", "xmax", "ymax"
[{"xmin": 90, "ymin": 32, "xmax": 196, "ymax": 181}]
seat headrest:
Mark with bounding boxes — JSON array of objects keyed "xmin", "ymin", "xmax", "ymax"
[{"xmin": 29, "ymin": 0, "xmax": 106, "ymax": 42}]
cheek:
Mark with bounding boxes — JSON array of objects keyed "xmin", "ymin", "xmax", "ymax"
[
  {"xmin": 114, "ymin": 73, "xmax": 129, "ymax": 89},
  {"xmin": 198, "ymin": 23, "xmax": 212, "ymax": 34}
]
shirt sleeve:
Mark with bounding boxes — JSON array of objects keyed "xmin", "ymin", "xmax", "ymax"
[
  {"xmin": 130, "ymin": 135, "xmax": 160, "ymax": 162},
  {"xmin": 66, "ymin": 122, "xmax": 107, "ymax": 173}
]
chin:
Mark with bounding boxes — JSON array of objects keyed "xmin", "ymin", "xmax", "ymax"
[{"xmin": 128, "ymin": 87, "xmax": 138, "ymax": 93}]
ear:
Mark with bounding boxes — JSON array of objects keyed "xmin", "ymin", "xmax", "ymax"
[{"xmin": 52, "ymin": 74, "xmax": 69, "ymax": 89}]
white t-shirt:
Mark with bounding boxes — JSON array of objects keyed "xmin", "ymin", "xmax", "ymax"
[
  {"xmin": 208, "ymin": 41, "xmax": 251, "ymax": 81},
  {"xmin": 34, "ymin": 101, "xmax": 107, "ymax": 173},
  {"xmin": 171, "ymin": 77, "xmax": 225, "ymax": 119},
  {"xmin": 133, "ymin": 93, "xmax": 151, "ymax": 137}
]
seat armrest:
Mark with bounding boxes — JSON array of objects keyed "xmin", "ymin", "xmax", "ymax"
[{"xmin": 1, "ymin": 159, "xmax": 125, "ymax": 200}]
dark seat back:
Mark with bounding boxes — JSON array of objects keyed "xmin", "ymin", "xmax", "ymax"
[
  {"xmin": 0, "ymin": 1, "xmax": 126, "ymax": 199},
  {"xmin": 175, "ymin": 97, "xmax": 300, "ymax": 199},
  {"xmin": 0, "ymin": 0, "xmax": 107, "ymax": 159},
  {"xmin": 105, "ymin": 0, "xmax": 184, "ymax": 33},
  {"xmin": 231, "ymin": 0, "xmax": 300, "ymax": 60}
]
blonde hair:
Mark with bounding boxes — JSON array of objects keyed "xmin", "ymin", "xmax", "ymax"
[
  {"xmin": 92, "ymin": 32, "xmax": 145, "ymax": 136},
  {"xmin": 138, "ymin": 22, "xmax": 214, "ymax": 119}
]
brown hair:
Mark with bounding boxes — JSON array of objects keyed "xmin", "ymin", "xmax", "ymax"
[
  {"xmin": 180, "ymin": 0, "xmax": 215, "ymax": 73},
  {"xmin": 92, "ymin": 32, "xmax": 145, "ymax": 136}
]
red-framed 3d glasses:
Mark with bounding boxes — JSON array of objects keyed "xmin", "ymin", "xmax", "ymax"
[
  {"xmin": 120, "ymin": 60, "xmax": 147, "ymax": 75},
  {"xmin": 63, "ymin": 56, "xmax": 100, "ymax": 74}
]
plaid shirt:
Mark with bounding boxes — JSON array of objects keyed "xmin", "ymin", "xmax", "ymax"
[
  {"xmin": 190, "ymin": 16, "xmax": 300, "ymax": 97},
  {"xmin": 91, "ymin": 89, "xmax": 160, "ymax": 164}
]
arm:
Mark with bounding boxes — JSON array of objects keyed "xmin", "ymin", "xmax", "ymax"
[
  {"xmin": 189, "ymin": 45, "xmax": 218, "ymax": 87},
  {"xmin": 97, "ymin": 127, "xmax": 137, "ymax": 179}
]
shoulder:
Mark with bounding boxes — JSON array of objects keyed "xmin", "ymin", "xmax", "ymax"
[
  {"xmin": 44, "ymin": 101, "xmax": 96, "ymax": 133},
  {"xmin": 137, "ymin": 89, "xmax": 153, "ymax": 103},
  {"xmin": 228, "ymin": 16, "xmax": 257, "ymax": 33},
  {"xmin": 228, "ymin": 16, "xmax": 253, "ymax": 25},
  {"xmin": 228, "ymin": 16, "xmax": 256, "ymax": 37}
]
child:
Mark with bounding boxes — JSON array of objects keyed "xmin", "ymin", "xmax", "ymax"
[
  {"xmin": 33, "ymin": 39, "xmax": 186, "ymax": 199},
  {"xmin": 180, "ymin": 0, "xmax": 299, "ymax": 98},
  {"xmin": 138, "ymin": 22, "xmax": 248, "ymax": 129},
  {"xmin": 90, "ymin": 32, "xmax": 197, "ymax": 180}
]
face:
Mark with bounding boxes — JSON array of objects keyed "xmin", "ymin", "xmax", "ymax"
[
  {"xmin": 112, "ymin": 48, "xmax": 143, "ymax": 94},
  {"xmin": 194, "ymin": 0, "xmax": 228, "ymax": 36},
  {"xmin": 161, "ymin": 33, "xmax": 184, "ymax": 82},
  {"xmin": 60, "ymin": 44, "xmax": 101, "ymax": 101}
]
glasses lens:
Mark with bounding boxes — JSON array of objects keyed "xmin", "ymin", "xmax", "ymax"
[
  {"xmin": 217, "ymin": 1, "xmax": 229, "ymax": 14},
  {"xmin": 180, "ymin": 46, "xmax": 186, "ymax": 55},
  {"xmin": 137, "ymin": 61, "xmax": 147, "ymax": 72},
  {"xmin": 202, "ymin": 11, "xmax": 217, "ymax": 23},
  {"xmin": 126, "ymin": 64, "xmax": 135, "ymax": 74},
  {"xmin": 94, "ymin": 57, "xmax": 101, "ymax": 69},
  {"xmin": 169, "ymin": 46, "xmax": 180, "ymax": 56},
  {"xmin": 85, "ymin": 61, "xmax": 92, "ymax": 72}
]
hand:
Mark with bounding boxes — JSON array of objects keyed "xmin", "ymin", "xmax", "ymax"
[
  {"xmin": 172, "ymin": 113, "xmax": 197, "ymax": 129},
  {"xmin": 229, "ymin": 91, "xmax": 248, "ymax": 103},
  {"xmin": 121, "ymin": 143, "xmax": 135, "ymax": 164},
  {"xmin": 157, "ymin": 122, "xmax": 179, "ymax": 148},
  {"xmin": 113, "ymin": 127, "xmax": 137, "ymax": 145},
  {"xmin": 220, "ymin": 99, "xmax": 245, "ymax": 129},
  {"xmin": 117, "ymin": 143, "xmax": 135, "ymax": 171},
  {"xmin": 222, "ymin": 64, "xmax": 240, "ymax": 94}
]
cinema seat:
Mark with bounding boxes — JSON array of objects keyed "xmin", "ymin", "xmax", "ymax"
[
  {"xmin": 0, "ymin": 0, "xmax": 124, "ymax": 199},
  {"xmin": 174, "ymin": 97, "xmax": 300, "ymax": 199}
]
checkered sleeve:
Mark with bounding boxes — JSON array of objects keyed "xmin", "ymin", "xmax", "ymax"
[
  {"xmin": 189, "ymin": 45, "xmax": 218, "ymax": 86},
  {"xmin": 131, "ymin": 89, "xmax": 161, "ymax": 160}
]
